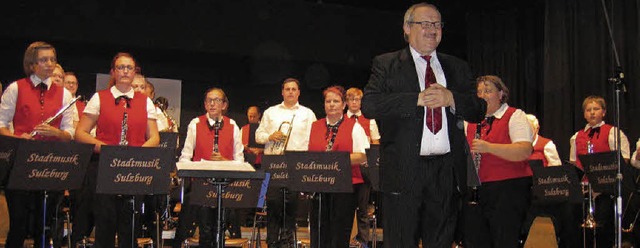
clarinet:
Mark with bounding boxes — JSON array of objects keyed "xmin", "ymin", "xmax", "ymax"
[
  {"xmin": 119, "ymin": 112, "xmax": 128, "ymax": 146},
  {"xmin": 213, "ymin": 119, "xmax": 223, "ymax": 153},
  {"xmin": 469, "ymin": 122, "xmax": 483, "ymax": 205}
]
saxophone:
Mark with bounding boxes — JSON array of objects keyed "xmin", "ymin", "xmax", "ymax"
[{"xmin": 119, "ymin": 112, "xmax": 128, "ymax": 146}]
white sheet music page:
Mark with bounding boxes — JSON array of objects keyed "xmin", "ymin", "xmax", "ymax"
[{"xmin": 176, "ymin": 160, "xmax": 256, "ymax": 172}]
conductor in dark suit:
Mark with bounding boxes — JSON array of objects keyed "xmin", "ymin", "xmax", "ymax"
[{"xmin": 361, "ymin": 3, "xmax": 486, "ymax": 247}]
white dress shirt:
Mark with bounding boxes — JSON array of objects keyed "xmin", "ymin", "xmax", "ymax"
[
  {"xmin": 0, "ymin": 74, "xmax": 77, "ymax": 137},
  {"xmin": 84, "ymin": 86, "xmax": 157, "ymax": 119},
  {"xmin": 179, "ymin": 113, "xmax": 244, "ymax": 162},
  {"xmin": 532, "ymin": 135, "xmax": 562, "ymax": 166},
  {"xmin": 569, "ymin": 121, "xmax": 630, "ymax": 162},
  {"xmin": 255, "ymin": 102, "xmax": 317, "ymax": 152},
  {"xmin": 346, "ymin": 110, "xmax": 381, "ymax": 141},
  {"xmin": 410, "ymin": 46, "xmax": 451, "ymax": 155}
]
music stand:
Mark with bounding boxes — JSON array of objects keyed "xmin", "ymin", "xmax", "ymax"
[
  {"xmin": 286, "ymin": 151, "xmax": 352, "ymax": 248},
  {"xmin": 177, "ymin": 160, "xmax": 265, "ymax": 248},
  {"xmin": 529, "ymin": 160, "xmax": 582, "ymax": 205},
  {"xmin": 0, "ymin": 135, "xmax": 19, "ymax": 189},
  {"xmin": 7, "ymin": 139, "xmax": 93, "ymax": 248},
  {"xmin": 262, "ymin": 154, "xmax": 296, "ymax": 246},
  {"xmin": 96, "ymin": 145, "xmax": 173, "ymax": 248},
  {"xmin": 579, "ymin": 151, "xmax": 619, "ymax": 195}
]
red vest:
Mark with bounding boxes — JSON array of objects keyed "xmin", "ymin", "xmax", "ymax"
[
  {"xmin": 308, "ymin": 117, "xmax": 363, "ymax": 184},
  {"xmin": 241, "ymin": 124, "xmax": 262, "ymax": 164},
  {"xmin": 574, "ymin": 124, "xmax": 613, "ymax": 170},
  {"xmin": 345, "ymin": 113, "xmax": 372, "ymax": 137},
  {"xmin": 96, "ymin": 90, "xmax": 148, "ymax": 146},
  {"xmin": 192, "ymin": 115, "xmax": 235, "ymax": 161},
  {"xmin": 75, "ymin": 100, "xmax": 86, "ymax": 116},
  {"xmin": 529, "ymin": 135, "xmax": 552, "ymax": 166},
  {"xmin": 466, "ymin": 107, "xmax": 531, "ymax": 182},
  {"xmin": 14, "ymin": 78, "xmax": 63, "ymax": 141}
]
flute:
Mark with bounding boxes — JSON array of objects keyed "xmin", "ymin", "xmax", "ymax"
[{"xmin": 30, "ymin": 96, "xmax": 81, "ymax": 137}]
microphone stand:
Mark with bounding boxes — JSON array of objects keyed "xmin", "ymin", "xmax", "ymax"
[{"xmin": 599, "ymin": 0, "xmax": 626, "ymax": 246}]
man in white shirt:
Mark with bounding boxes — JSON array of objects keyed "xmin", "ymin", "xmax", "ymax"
[{"xmin": 255, "ymin": 78, "xmax": 316, "ymax": 247}]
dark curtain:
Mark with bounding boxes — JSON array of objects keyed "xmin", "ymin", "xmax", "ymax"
[
  {"xmin": 543, "ymin": 0, "xmax": 640, "ymax": 160},
  {"xmin": 466, "ymin": 0, "xmax": 640, "ymax": 161}
]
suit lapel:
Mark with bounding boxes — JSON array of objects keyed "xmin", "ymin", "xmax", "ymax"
[{"xmin": 399, "ymin": 47, "xmax": 421, "ymax": 92}]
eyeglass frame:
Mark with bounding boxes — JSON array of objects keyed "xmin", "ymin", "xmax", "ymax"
[
  {"xmin": 204, "ymin": 98, "xmax": 226, "ymax": 105},
  {"xmin": 407, "ymin": 21, "xmax": 445, "ymax": 30},
  {"xmin": 114, "ymin": 65, "xmax": 136, "ymax": 72}
]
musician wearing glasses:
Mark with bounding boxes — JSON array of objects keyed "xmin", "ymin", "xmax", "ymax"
[
  {"xmin": 361, "ymin": 3, "xmax": 486, "ymax": 247},
  {"xmin": 463, "ymin": 75, "xmax": 533, "ymax": 247},
  {"xmin": 569, "ymin": 95, "xmax": 630, "ymax": 247},
  {"xmin": 75, "ymin": 52, "xmax": 159, "ymax": 247},
  {"xmin": 255, "ymin": 77, "xmax": 316, "ymax": 247},
  {"xmin": 0, "ymin": 41, "xmax": 76, "ymax": 248},
  {"xmin": 307, "ymin": 86, "xmax": 370, "ymax": 247},
  {"xmin": 177, "ymin": 87, "xmax": 243, "ymax": 247}
]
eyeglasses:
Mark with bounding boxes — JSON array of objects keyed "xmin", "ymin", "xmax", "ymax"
[
  {"xmin": 408, "ymin": 21, "xmax": 444, "ymax": 30},
  {"xmin": 36, "ymin": 57, "xmax": 57, "ymax": 64},
  {"xmin": 114, "ymin": 65, "xmax": 135, "ymax": 72},
  {"xmin": 477, "ymin": 89, "xmax": 496, "ymax": 95},
  {"xmin": 205, "ymin": 98, "xmax": 225, "ymax": 105},
  {"xmin": 347, "ymin": 97, "xmax": 361, "ymax": 102}
]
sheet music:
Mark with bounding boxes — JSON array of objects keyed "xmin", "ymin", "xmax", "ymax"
[{"xmin": 176, "ymin": 160, "xmax": 256, "ymax": 172}]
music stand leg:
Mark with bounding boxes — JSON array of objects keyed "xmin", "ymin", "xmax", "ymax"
[
  {"xmin": 66, "ymin": 209, "xmax": 72, "ymax": 248},
  {"xmin": 280, "ymin": 187, "xmax": 287, "ymax": 245},
  {"xmin": 42, "ymin": 190, "xmax": 48, "ymax": 248},
  {"xmin": 317, "ymin": 193, "xmax": 322, "ymax": 248},
  {"xmin": 216, "ymin": 182, "xmax": 225, "ymax": 248},
  {"xmin": 131, "ymin": 196, "xmax": 136, "ymax": 248}
]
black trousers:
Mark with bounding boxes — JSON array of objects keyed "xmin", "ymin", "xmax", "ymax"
[
  {"xmin": 93, "ymin": 194, "xmax": 141, "ymax": 248},
  {"xmin": 463, "ymin": 177, "xmax": 532, "ymax": 248},
  {"xmin": 71, "ymin": 154, "xmax": 98, "ymax": 245},
  {"xmin": 197, "ymin": 206, "xmax": 222, "ymax": 248},
  {"xmin": 266, "ymin": 187, "xmax": 299, "ymax": 247},
  {"xmin": 355, "ymin": 180, "xmax": 371, "ymax": 242},
  {"xmin": 382, "ymin": 155, "xmax": 458, "ymax": 248},
  {"xmin": 310, "ymin": 187, "xmax": 358, "ymax": 248}
]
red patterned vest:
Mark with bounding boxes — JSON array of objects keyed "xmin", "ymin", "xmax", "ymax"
[
  {"xmin": 75, "ymin": 100, "xmax": 86, "ymax": 116},
  {"xmin": 14, "ymin": 78, "xmax": 63, "ymax": 141},
  {"xmin": 529, "ymin": 135, "xmax": 552, "ymax": 166},
  {"xmin": 242, "ymin": 124, "xmax": 262, "ymax": 164},
  {"xmin": 192, "ymin": 115, "xmax": 234, "ymax": 161},
  {"xmin": 466, "ymin": 107, "xmax": 532, "ymax": 182},
  {"xmin": 308, "ymin": 117, "xmax": 363, "ymax": 184},
  {"xmin": 96, "ymin": 90, "xmax": 148, "ymax": 146},
  {"xmin": 574, "ymin": 124, "xmax": 613, "ymax": 170}
]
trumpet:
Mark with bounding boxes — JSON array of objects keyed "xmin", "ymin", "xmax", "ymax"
[
  {"xmin": 30, "ymin": 96, "xmax": 81, "ymax": 137},
  {"xmin": 264, "ymin": 114, "xmax": 295, "ymax": 155}
]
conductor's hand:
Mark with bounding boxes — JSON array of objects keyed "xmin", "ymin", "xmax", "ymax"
[
  {"xmin": 471, "ymin": 139, "xmax": 492, "ymax": 154},
  {"xmin": 417, "ymin": 84, "xmax": 454, "ymax": 108},
  {"xmin": 268, "ymin": 131, "xmax": 286, "ymax": 142}
]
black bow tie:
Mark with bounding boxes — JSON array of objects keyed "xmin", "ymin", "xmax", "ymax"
[
  {"xmin": 115, "ymin": 95, "xmax": 131, "ymax": 108},
  {"xmin": 588, "ymin": 126, "xmax": 601, "ymax": 139},
  {"xmin": 351, "ymin": 115, "xmax": 358, "ymax": 120},
  {"xmin": 37, "ymin": 82, "xmax": 47, "ymax": 92},
  {"xmin": 481, "ymin": 116, "xmax": 496, "ymax": 135}
]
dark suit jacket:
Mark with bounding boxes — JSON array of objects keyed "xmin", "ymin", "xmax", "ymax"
[{"xmin": 362, "ymin": 47, "xmax": 486, "ymax": 194}]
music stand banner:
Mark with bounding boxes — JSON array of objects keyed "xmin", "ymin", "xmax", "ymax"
[
  {"xmin": 364, "ymin": 145, "xmax": 380, "ymax": 191},
  {"xmin": 7, "ymin": 140, "xmax": 93, "ymax": 191},
  {"xmin": 0, "ymin": 135, "xmax": 19, "ymax": 188},
  {"xmin": 262, "ymin": 154, "xmax": 290, "ymax": 189},
  {"xmin": 287, "ymin": 151, "xmax": 352, "ymax": 193},
  {"xmin": 579, "ymin": 151, "xmax": 618, "ymax": 194},
  {"xmin": 96, "ymin": 145, "xmax": 172, "ymax": 195},
  {"xmin": 190, "ymin": 177, "xmax": 268, "ymax": 208},
  {"xmin": 530, "ymin": 160, "xmax": 582, "ymax": 205}
]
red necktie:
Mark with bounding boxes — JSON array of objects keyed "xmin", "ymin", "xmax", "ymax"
[{"xmin": 422, "ymin": 55, "xmax": 442, "ymax": 133}]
